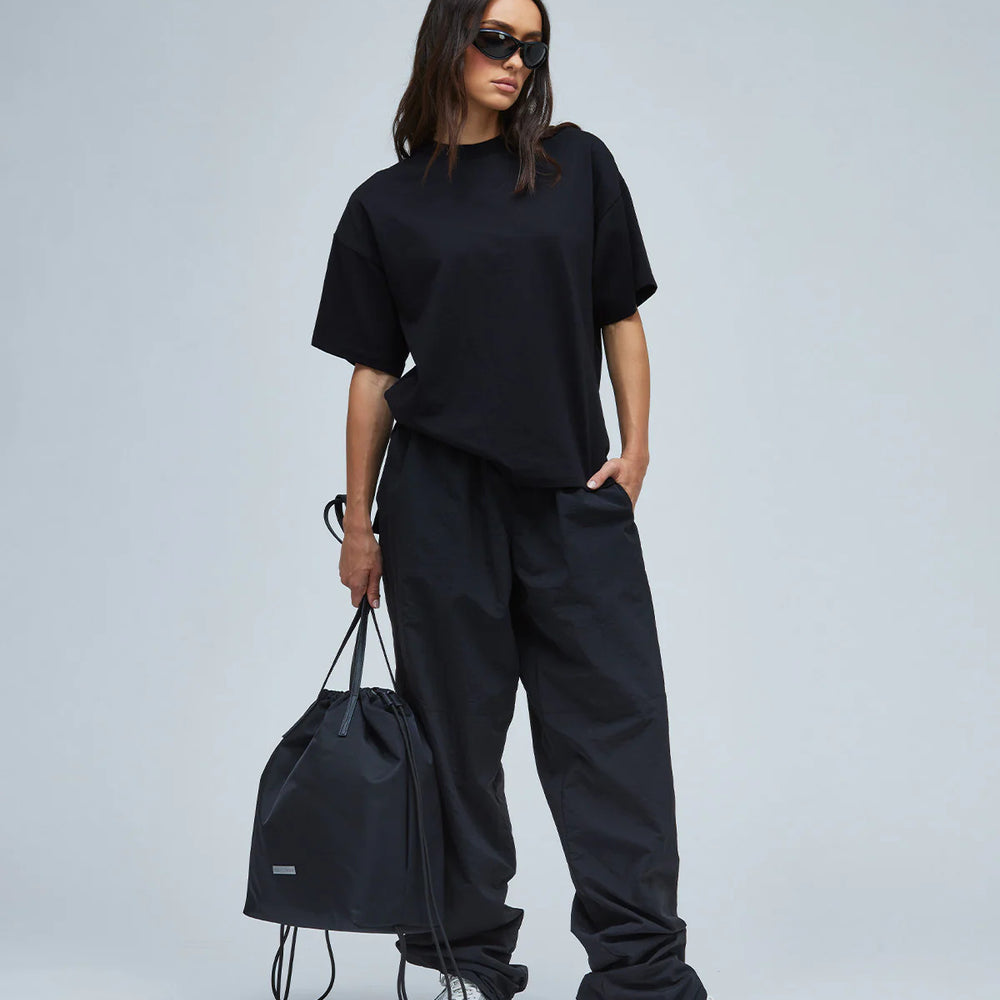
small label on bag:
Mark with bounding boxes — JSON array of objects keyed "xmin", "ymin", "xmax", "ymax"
[{"xmin": 272, "ymin": 865, "xmax": 296, "ymax": 875}]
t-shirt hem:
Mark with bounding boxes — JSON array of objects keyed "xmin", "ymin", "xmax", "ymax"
[{"xmin": 387, "ymin": 418, "xmax": 598, "ymax": 489}]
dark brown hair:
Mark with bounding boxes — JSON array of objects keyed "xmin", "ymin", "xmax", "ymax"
[{"xmin": 392, "ymin": 0, "xmax": 579, "ymax": 194}]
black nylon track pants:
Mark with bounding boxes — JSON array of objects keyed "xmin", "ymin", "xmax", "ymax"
[{"xmin": 374, "ymin": 422, "xmax": 708, "ymax": 1000}]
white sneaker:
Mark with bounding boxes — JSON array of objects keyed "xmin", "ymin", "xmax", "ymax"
[{"xmin": 433, "ymin": 971, "xmax": 489, "ymax": 1000}]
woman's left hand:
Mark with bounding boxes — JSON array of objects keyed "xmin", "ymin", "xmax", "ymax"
[{"xmin": 586, "ymin": 456, "xmax": 645, "ymax": 508}]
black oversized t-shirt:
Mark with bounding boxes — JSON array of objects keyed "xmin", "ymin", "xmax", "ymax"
[{"xmin": 310, "ymin": 126, "xmax": 657, "ymax": 487}]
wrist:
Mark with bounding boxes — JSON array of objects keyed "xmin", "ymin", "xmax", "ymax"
[
  {"xmin": 343, "ymin": 510, "xmax": 374, "ymax": 534},
  {"xmin": 621, "ymin": 446, "xmax": 649, "ymax": 469}
]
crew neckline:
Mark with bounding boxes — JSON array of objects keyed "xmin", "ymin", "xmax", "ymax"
[{"xmin": 416, "ymin": 133, "xmax": 508, "ymax": 159}]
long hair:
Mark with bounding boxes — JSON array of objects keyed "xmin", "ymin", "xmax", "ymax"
[{"xmin": 392, "ymin": 0, "xmax": 577, "ymax": 194}]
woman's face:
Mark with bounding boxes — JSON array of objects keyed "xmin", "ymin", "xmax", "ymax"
[{"xmin": 463, "ymin": 0, "xmax": 543, "ymax": 113}]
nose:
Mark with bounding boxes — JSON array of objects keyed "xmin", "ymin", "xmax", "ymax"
[{"xmin": 501, "ymin": 50, "xmax": 523, "ymax": 72}]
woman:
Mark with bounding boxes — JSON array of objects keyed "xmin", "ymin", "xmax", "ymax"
[{"xmin": 311, "ymin": 2, "xmax": 714, "ymax": 1000}]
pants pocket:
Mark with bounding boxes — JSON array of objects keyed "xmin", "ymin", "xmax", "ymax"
[{"xmin": 608, "ymin": 478, "xmax": 634, "ymax": 511}]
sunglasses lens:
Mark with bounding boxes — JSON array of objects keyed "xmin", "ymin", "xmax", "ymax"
[
  {"xmin": 477, "ymin": 30, "xmax": 516, "ymax": 59},
  {"xmin": 523, "ymin": 41, "xmax": 547, "ymax": 68}
]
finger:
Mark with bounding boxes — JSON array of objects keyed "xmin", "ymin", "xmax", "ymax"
[
  {"xmin": 367, "ymin": 575, "xmax": 381, "ymax": 610},
  {"xmin": 586, "ymin": 463, "xmax": 617, "ymax": 489}
]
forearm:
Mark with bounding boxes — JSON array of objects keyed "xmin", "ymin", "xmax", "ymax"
[
  {"xmin": 344, "ymin": 364, "xmax": 397, "ymax": 534},
  {"xmin": 602, "ymin": 311, "xmax": 651, "ymax": 468}
]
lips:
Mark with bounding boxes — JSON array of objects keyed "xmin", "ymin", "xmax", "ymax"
[{"xmin": 492, "ymin": 79, "xmax": 517, "ymax": 93}]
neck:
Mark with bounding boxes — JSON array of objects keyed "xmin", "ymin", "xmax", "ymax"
[{"xmin": 434, "ymin": 112, "xmax": 502, "ymax": 146}]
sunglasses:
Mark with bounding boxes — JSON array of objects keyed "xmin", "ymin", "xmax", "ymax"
[{"xmin": 473, "ymin": 28, "xmax": 548, "ymax": 70}]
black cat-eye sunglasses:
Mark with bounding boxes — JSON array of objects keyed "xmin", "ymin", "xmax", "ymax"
[{"xmin": 473, "ymin": 28, "xmax": 548, "ymax": 69}]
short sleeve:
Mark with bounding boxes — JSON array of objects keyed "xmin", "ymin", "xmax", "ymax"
[
  {"xmin": 591, "ymin": 138, "xmax": 658, "ymax": 327},
  {"xmin": 310, "ymin": 191, "xmax": 409, "ymax": 377}
]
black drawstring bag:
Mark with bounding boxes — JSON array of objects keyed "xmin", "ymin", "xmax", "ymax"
[{"xmin": 243, "ymin": 495, "xmax": 468, "ymax": 1000}]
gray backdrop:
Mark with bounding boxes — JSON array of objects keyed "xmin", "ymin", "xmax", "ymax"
[{"xmin": 3, "ymin": 2, "xmax": 997, "ymax": 998}]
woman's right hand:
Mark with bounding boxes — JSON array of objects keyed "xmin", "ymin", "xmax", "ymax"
[{"xmin": 339, "ymin": 521, "xmax": 383, "ymax": 610}]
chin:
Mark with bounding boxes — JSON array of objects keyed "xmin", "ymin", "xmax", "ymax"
[{"xmin": 477, "ymin": 91, "xmax": 517, "ymax": 110}]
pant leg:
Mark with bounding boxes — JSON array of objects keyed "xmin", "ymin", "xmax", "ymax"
[
  {"xmin": 376, "ymin": 423, "xmax": 529, "ymax": 1000},
  {"xmin": 507, "ymin": 480, "xmax": 708, "ymax": 1000}
]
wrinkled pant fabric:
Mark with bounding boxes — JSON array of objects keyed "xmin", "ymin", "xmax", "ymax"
[{"xmin": 374, "ymin": 422, "xmax": 708, "ymax": 1000}]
